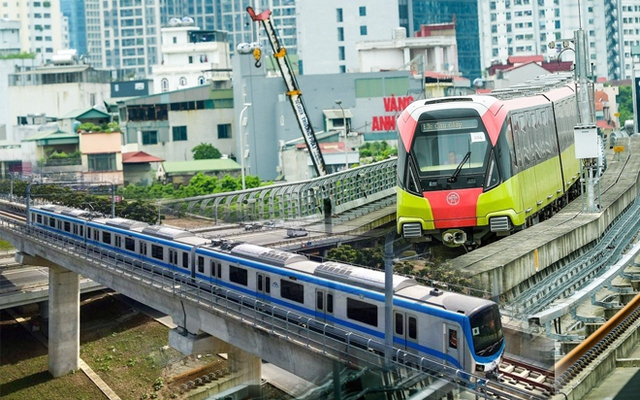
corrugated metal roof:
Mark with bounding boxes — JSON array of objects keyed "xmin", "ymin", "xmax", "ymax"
[
  {"xmin": 23, "ymin": 129, "xmax": 77, "ymax": 142},
  {"xmin": 60, "ymin": 107, "xmax": 111, "ymax": 120},
  {"xmin": 11, "ymin": 65, "xmax": 90, "ymax": 75},
  {"xmin": 162, "ymin": 158, "xmax": 241, "ymax": 173}
]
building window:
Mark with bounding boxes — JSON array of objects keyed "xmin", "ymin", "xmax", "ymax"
[
  {"xmin": 218, "ymin": 124, "xmax": 231, "ymax": 139},
  {"xmin": 338, "ymin": 46, "xmax": 345, "ymax": 61},
  {"xmin": 161, "ymin": 78, "xmax": 168, "ymax": 92},
  {"xmin": 172, "ymin": 36, "xmax": 177, "ymax": 44},
  {"xmin": 172, "ymin": 126, "xmax": 187, "ymax": 141},
  {"xmin": 88, "ymin": 153, "xmax": 116, "ymax": 171},
  {"xmin": 198, "ymin": 76, "xmax": 205, "ymax": 85},
  {"xmin": 336, "ymin": 8, "xmax": 343, "ymax": 22},
  {"xmin": 337, "ymin": 27, "xmax": 344, "ymax": 41},
  {"xmin": 179, "ymin": 77, "xmax": 187, "ymax": 86},
  {"xmin": 188, "ymin": 55, "xmax": 193, "ymax": 63},
  {"xmin": 360, "ymin": 25, "xmax": 367, "ymax": 35},
  {"xmin": 359, "ymin": 6, "xmax": 366, "ymax": 16},
  {"xmin": 142, "ymin": 130, "xmax": 158, "ymax": 145}
]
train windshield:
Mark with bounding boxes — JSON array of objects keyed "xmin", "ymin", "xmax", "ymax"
[
  {"xmin": 412, "ymin": 117, "xmax": 489, "ymax": 178},
  {"xmin": 469, "ymin": 304, "xmax": 504, "ymax": 357}
]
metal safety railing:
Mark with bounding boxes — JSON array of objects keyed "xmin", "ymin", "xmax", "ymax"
[{"xmin": 159, "ymin": 158, "xmax": 397, "ymax": 223}]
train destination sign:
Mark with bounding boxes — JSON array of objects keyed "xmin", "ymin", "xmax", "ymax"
[{"xmin": 421, "ymin": 119, "xmax": 478, "ymax": 132}]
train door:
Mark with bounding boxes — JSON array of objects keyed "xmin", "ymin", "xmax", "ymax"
[
  {"xmin": 444, "ymin": 323, "xmax": 463, "ymax": 368},
  {"xmin": 394, "ymin": 311, "xmax": 418, "ymax": 353},
  {"xmin": 315, "ymin": 290, "xmax": 334, "ymax": 324},
  {"xmin": 256, "ymin": 272, "xmax": 271, "ymax": 303}
]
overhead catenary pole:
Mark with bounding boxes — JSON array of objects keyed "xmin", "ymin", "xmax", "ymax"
[
  {"xmin": 335, "ymin": 100, "xmax": 348, "ymax": 170},
  {"xmin": 573, "ymin": 29, "xmax": 599, "ymax": 213},
  {"xmin": 238, "ymin": 103, "xmax": 251, "ymax": 190}
]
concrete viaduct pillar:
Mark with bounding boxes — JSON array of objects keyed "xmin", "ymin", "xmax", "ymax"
[
  {"xmin": 48, "ymin": 264, "xmax": 80, "ymax": 377},
  {"xmin": 16, "ymin": 252, "xmax": 80, "ymax": 377}
]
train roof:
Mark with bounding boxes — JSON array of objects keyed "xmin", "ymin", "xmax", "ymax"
[
  {"xmin": 104, "ymin": 217, "xmax": 149, "ymax": 230},
  {"xmin": 396, "ymin": 284, "xmax": 493, "ymax": 315},
  {"xmin": 314, "ymin": 261, "xmax": 418, "ymax": 292},
  {"xmin": 36, "ymin": 204, "xmax": 94, "ymax": 219},
  {"xmin": 230, "ymin": 243, "xmax": 309, "ymax": 267},
  {"xmin": 141, "ymin": 225, "xmax": 199, "ymax": 240}
]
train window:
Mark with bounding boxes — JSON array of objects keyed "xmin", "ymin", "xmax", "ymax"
[
  {"xmin": 63, "ymin": 221, "xmax": 71, "ymax": 232},
  {"xmin": 49, "ymin": 217, "xmax": 55, "ymax": 228},
  {"xmin": 73, "ymin": 224, "xmax": 78, "ymax": 235},
  {"xmin": 258, "ymin": 275, "xmax": 263, "ymax": 291},
  {"xmin": 169, "ymin": 249, "xmax": 177, "ymax": 265},
  {"xmin": 102, "ymin": 232, "xmax": 111, "ymax": 245},
  {"xmin": 395, "ymin": 313, "xmax": 403, "ymax": 335},
  {"xmin": 316, "ymin": 291, "xmax": 323, "ymax": 310},
  {"xmin": 93, "ymin": 229, "xmax": 99, "ymax": 241},
  {"xmin": 347, "ymin": 298, "xmax": 378, "ymax": 327},
  {"xmin": 281, "ymin": 279, "xmax": 304, "ymax": 303},
  {"xmin": 265, "ymin": 277, "xmax": 271, "ymax": 294},
  {"xmin": 182, "ymin": 252, "xmax": 188, "ymax": 268},
  {"xmin": 408, "ymin": 317, "xmax": 417, "ymax": 340},
  {"xmin": 125, "ymin": 237, "xmax": 135, "ymax": 251},
  {"xmin": 327, "ymin": 293, "xmax": 333, "ymax": 313},
  {"xmin": 217, "ymin": 262, "xmax": 222, "ymax": 278},
  {"xmin": 229, "ymin": 265, "xmax": 248, "ymax": 286},
  {"xmin": 449, "ymin": 329, "xmax": 458, "ymax": 349},
  {"xmin": 140, "ymin": 241, "xmax": 147, "ymax": 256},
  {"xmin": 115, "ymin": 236, "xmax": 122, "ymax": 248},
  {"xmin": 151, "ymin": 244, "xmax": 164, "ymax": 260},
  {"xmin": 197, "ymin": 256, "xmax": 204, "ymax": 273},
  {"xmin": 36, "ymin": 215, "xmax": 42, "ymax": 224},
  {"xmin": 209, "ymin": 260, "xmax": 215, "ymax": 276}
]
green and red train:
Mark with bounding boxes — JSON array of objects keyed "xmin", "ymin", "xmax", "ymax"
[{"xmin": 396, "ymin": 74, "xmax": 585, "ymax": 247}]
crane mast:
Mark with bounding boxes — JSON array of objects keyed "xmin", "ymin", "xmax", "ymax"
[{"xmin": 246, "ymin": 7, "xmax": 328, "ymax": 177}]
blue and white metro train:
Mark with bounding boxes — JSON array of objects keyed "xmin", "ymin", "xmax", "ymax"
[{"xmin": 30, "ymin": 204, "xmax": 505, "ymax": 377}]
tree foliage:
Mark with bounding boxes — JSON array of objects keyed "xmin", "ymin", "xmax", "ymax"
[
  {"xmin": 359, "ymin": 141, "xmax": 398, "ymax": 164},
  {"xmin": 192, "ymin": 143, "xmax": 222, "ymax": 160},
  {"xmin": 617, "ymin": 85, "xmax": 633, "ymax": 126},
  {"xmin": 118, "ymin": 173, "xmax": 268, "ymax": 201},
  {"xmin": 0, "ymin": 180, "xmax": 160, "ymax": 224},
  {"xmin": 327, "ymin": 244, "xmax": 473, "ymax": 291}
]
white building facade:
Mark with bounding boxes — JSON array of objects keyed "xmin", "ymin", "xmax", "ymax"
[
  {"xmin": 0, "ymin": 0, "xmax": 64, "ymax": 61},
  {"xmin": 296, "ymin": 0, "xmax": 400, "ymax": 74},
  {"xmin": 477, "ymin": 0, "xmax": 632, "ymax": 81},
  {"xmin": 151, "ymin": 19, "xmax": 232, "ymax": 93}
]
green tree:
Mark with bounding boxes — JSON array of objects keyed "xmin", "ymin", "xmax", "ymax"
[
  {"xmin": 192, "ymin": 143, "xmax": 222, "ymax": 160},
  {"xmin": 617, "ymin": 85, "xmax": 633, "ymax": 126}
]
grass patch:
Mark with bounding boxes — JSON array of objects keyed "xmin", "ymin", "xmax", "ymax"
[
  {"xmin": 0, "ymin": 311, "xmax": 104, "ymax": 400},
  {"xmin": 0, "ymin": 239, "xmax": 14, "ymax": 251}
]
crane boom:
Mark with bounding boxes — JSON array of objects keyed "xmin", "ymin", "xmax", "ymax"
[{"xmin": 246, "ymin": 7, "xmax": 328, "ymax": 177}]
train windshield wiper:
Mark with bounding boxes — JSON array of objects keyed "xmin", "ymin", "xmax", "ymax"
[{"xmin": 447, "ymin": 151, "xmax": 471, "ymax": 183}]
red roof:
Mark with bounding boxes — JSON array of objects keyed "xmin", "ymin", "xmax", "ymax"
[
  {"xmin": 508, "ymin": 55, "xmax": 544, "ymax": 64},
  {"xmin": 597, "ymin": 120, "xmax": 615, "ymax": 130},
  {"xmin": 122, "ymin": 151, "xmax": 164, "ymax": 164}
]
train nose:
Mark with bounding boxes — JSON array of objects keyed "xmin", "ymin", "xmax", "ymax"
[{"xmin": 442, "ymin": 229, "xmax": 467, "ymax": 247}]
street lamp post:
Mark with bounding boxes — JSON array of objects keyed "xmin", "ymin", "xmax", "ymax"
[
  {"xmin": 238, "ymin": 103, "xmax": 251, "ymax": 190},
  {"xmin": 335, "ymin": 100, "xmax": 348, "ymax": 170}
]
